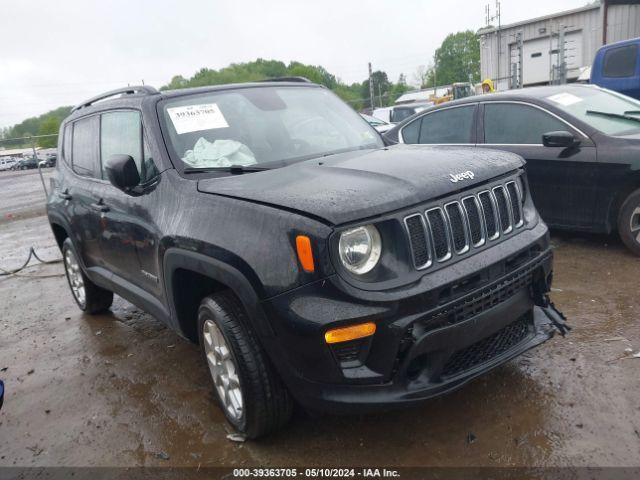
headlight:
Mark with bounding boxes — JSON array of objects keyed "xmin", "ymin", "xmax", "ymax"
[{"xmin": 338, "ymin": 225, "xmax": 382, "ymax": 275}]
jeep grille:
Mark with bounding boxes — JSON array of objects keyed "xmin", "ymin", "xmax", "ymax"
[{"xmin": 404, "ymin": 180, "xmax": 524, "ymax": 270}]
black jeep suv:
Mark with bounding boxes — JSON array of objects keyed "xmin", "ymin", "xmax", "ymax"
[{"xmin": 47, "ymin": 79, "xmax": 567, "ymax": 438}]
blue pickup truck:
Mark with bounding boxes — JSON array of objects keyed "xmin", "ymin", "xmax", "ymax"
[{"xmin": 591, "ymin": 37, "xmax": 640, "ymax": 100}]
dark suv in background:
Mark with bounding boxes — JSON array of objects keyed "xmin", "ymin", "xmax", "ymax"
[{"xmin": 47, "ymin": 79, "xmax": 568, "ymax": 438}]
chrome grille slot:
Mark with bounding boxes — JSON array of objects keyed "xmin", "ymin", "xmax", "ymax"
[
  {"xmin": 444, "ymin": 202, "xmax": 469, "ymax": 254},
  {"xmin": 462, "ymin": 196, "xmax": 485, "ymax": 247},
  {"xmin": 404, "ymin": 214, "xmax": 431, "ymax": 269},
  {"xmin": 426, "ymin": 208, "xmax": 451, "ymax": 262},
  {"xmin": 403, "ymin": 177, "xmax": 527, "ymax": 271},
  {"xmin": 478, "ymin": 191, "xmax": 499, "ymax": 240},
  {"xmin": 493, "ymin": 186, "xmax": 513, "ymax": 234},
  {"xmin": 506, "ymin": 181, "xmax": 523, "ymax": 227}
]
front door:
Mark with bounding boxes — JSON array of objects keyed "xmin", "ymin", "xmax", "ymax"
[
  {"xmin": 479, "ymin": 102, "xmax": 598, "ymax": 228},
  {"xmin": 97, "ymin": 110, "xmax": 163, "ymax": 295}
]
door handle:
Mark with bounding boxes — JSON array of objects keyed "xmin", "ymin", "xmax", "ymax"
[
  {"xmin": 90, "ymin": 200, "xmax": 110, "ymax": 213},
  {"xmin": 57, "ymin": 189, "xmax": 72, "ymax": 200}
]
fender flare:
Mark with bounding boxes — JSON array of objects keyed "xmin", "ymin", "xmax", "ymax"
[{"xmin": 162, "ymin": 248, "xmax": 274, "ymax": 337}]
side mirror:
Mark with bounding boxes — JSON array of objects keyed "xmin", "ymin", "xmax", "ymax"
[
  {"xmin": 105, "ymin": 154, "xmax": 140, "ymax": 192},
  {"xmin": 542, "ymin": 131, "xmax": 578, "ymax": 148}
]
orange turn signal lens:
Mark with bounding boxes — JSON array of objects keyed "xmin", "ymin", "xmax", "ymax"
[
  {"xmin": 295, "ymin": 235, "xmax": 315, "ymax": 273},
  {"xmin": 324, "ymin": 322, "xmax": 376, "ymax": 344}
]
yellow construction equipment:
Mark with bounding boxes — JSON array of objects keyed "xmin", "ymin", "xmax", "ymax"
[{"xmin": 430, "ymin": 82, "xmax": 474, "ymax": 105}]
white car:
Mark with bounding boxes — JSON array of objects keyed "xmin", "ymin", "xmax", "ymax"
[
  {"xmin": 0, "ymin": 158, "xmax": 17, "ymax": 171},
  {"xmin": 360, "ymin": 113, "xmax": 394, "ymax": 133},
  {"xmin": 372, "ymin": 102, "xmax": 434, "ymax": 124}
]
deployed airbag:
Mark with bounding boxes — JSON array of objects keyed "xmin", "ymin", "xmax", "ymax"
[{"xmin": 182, "ymin": 138, "xmax": 257, "ymax": 168}]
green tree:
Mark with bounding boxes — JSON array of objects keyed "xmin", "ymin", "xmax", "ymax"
[
  {"xmin": 361, "ymin": 70, "xmax": 391, "ymax": 108},
  {"xmin": 38, "ymin": 117, "xmax": 60, "ymax": 148},
  {"xmin": 388, "ymin": 74, "xmax": 410, "ymax": 104},
  {"xmin": 428, "ymin": 30, "xmax": 480, "ymax": 86},
  {"xmin": 2, "ymin": 106, "xmax": 71, "ymax": 148}
]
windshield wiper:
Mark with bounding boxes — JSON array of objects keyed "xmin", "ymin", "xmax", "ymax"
[
  {"xmin": 586, "ymin": 110, "xmax": 640, "ymax": 123},
  {"xmin": 183, "ymin": 165, "xmax": 269, "ymax": 174},
  {"xmin": 623, "ymin": 110, "xmax": 640, "ymax": 116}
]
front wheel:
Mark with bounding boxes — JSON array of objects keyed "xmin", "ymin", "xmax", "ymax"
[
  {"xmin": 617, "ymin": 188, "xmax": 640, "ymax": 256},
  {"xmin": 197, "ymin": 291, "xmax": 292, "ymax": 439},
  {"xmin": 62, "ymin": 238, "xmax": 113, "ymax": 313}
]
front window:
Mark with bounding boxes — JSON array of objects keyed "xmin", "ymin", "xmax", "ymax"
[
  {"xmin": 160, "ymin": 86, "xmax": 382, "ymax": 170},
  {"xmin": 545, "ymin": 87, "xmax": 640, "ymax": 136},
  {"xmin": 484, "ymin": 103, "xmax": 566, "ymax": 144}
]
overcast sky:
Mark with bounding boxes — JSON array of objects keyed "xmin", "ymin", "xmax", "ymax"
[{"xmin": 1, "ymin": 0, "xmax": 589, "ymax": 129}]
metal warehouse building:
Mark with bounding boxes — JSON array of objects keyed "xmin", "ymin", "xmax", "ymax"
[{"xmin": 479, "ymin": 0, "xmax": 640, "ymax": 90}]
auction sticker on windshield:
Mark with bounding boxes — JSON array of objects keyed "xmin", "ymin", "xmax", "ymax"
[
  {"xmin": 167, "ymin": 103, "xmax": 229, "ymax": 134},
  {"xmin": 546, "ymin": 92, "xmax": 583, "ymax": 107}
]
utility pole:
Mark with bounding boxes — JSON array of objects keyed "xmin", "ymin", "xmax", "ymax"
[
  {"xmin": 558, "ymin": 26, "xmax": 566, "ymax": 84},
  {"xmin": 486, "ymin": 1, "xmax": 501, "ymax": 88},
  {"xmin": 433, "ymin": 58, "xmax": 437, "ymax": 96},
  {"xmin": 368, "ymin": 62, "xmax": 375, "ymax": 112},
  {"xmin": 517, "ymin": 31, "xmax": 524, "ymax": 88},
  {"xmin": 496, "ymin": 0, "xmax": 501, "ymax": 88}
]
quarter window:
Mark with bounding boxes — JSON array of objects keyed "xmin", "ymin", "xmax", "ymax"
[
  {"xmin": 484, "ymin": 103, "xmax": 567, "ymax": 144},
  {"xmin": 603, "ymin": 45, "xmax": 638, "ymax": 78},
  {"xmin": 402, "ymin": 106, "xmax": 475, "ymax": 144},
  {"xmin": 63, "ymin": 124, "xmax": 72, "ymax": 165},
  {"xmin": 71, "ymin": 116, "xmax": 99, "ymax": 177}
]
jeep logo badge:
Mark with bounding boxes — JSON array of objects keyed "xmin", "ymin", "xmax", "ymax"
[{"xmin": 449, "ymin": 171, "xmax": 475, "ymax": 183}]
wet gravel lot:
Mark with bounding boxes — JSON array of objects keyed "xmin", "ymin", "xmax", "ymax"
[{"xmin": 0, "ymin": 169, "xmax": 639, "ymax": 468}]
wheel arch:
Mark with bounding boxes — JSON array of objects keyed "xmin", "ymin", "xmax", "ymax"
[
  {"xmin": 608, "ymin": 175, "xmax": 640, "ymax": 232},
  {"xmin": 163, "ymin": 248, "xmax": 274, "ymax": 343}
]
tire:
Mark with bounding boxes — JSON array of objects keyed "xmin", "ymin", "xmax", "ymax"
[
  {"xmin": 62, "ymin": 238, "xmax": 113, "ymax": 313},
  {"xmin": 197, "ymin": 291, "xmax": 292, "ymax": 439},
  {"xmin": 617, "ymin": 188, "xmax": 640, "ymax": 256}
]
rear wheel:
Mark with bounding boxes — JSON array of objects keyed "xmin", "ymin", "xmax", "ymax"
[
  {"xmin": 62, "ymin": 238, "xmax": 113, "ymax": 313},
  {"xmin": 617, "ymin": 188, "xmax": 640, "ymax": 256},
  {"xmin": 197, "ymin": 291, "xmax": 292, "ymax": 439}
]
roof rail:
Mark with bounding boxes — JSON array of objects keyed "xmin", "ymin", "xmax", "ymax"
[
  {"xmin": 72, "ymin": 85, "xmax": 158, "ymax": 112},
  {"xmin": 259, "ymin": 76, "xmax": 312, "ymax": 83}
]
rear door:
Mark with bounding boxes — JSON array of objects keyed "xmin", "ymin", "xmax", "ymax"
[
  {"xmin": 66, "ymin": 115, "xmax": 105, "ymax": 269},
  {"xmin": 398, "ymin": 104, "xmax": 478, "ymax": 145},
  {"xmin": 478, "ymin": 101, "xmax": 597, "ymax": 228}
]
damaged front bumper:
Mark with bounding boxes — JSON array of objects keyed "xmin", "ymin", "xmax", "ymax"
[{"xmin": 262, "ymin": 231, "xmax": 568, "ymax": 414}]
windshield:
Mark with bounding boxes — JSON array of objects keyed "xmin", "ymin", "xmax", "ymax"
[
  {"xmin": 160, "ymin": 86, "xmax": 383, "ymax": 170},
  {"xmin": 546, "ymin": 87, "xmax": 640, "ymax": 136},
  {"xmin": 361, "ymin": 113, "xmax": 387, "ymax": 126},
  {"xmin": 453, "ymin": 84, "xmax": 473, "ymax": 99},
  {"xmin": 391, "ymin": 107, "xmax": 417, "ymax": 123}
]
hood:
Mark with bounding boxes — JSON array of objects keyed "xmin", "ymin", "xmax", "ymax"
[{"xmin": 197, "ymin": 144, "xmax": 524, "ymax": 225}]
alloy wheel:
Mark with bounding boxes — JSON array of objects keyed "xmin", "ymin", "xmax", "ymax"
[
  {"xmin": 202, "ymin": 319, "xmax": 244, "ymax": 421},
  {"xmin": 64, "ymin": 248, "xmax": 86, "ymax": 308},
  {"xmin": 630, "ymin": 206, "xmax": 640, "ymax": 244}
]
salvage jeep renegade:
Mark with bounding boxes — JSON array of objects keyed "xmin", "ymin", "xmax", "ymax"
[{"xmin": 47, "ymin": 79, "xmax": 568, "ymax": 438}]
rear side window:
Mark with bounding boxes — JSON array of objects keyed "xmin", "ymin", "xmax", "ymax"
[
  {"xmin": 402, "ymin": 106, "xmax": 475, "ymax": 144},
  {"xmin": 484, "ymin": 103, "xmax": 566, "ymax": 144},
  {"xmin": 71, "ymin": 116, "xmax": 99, "ymax": 177},
  {"xmin": 401, "ymin": 118, "xmax": 421, "ymax": 143},
  {"xmin": 603, "ymin": 45, "xmax": 638, "ymax": 78}
]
